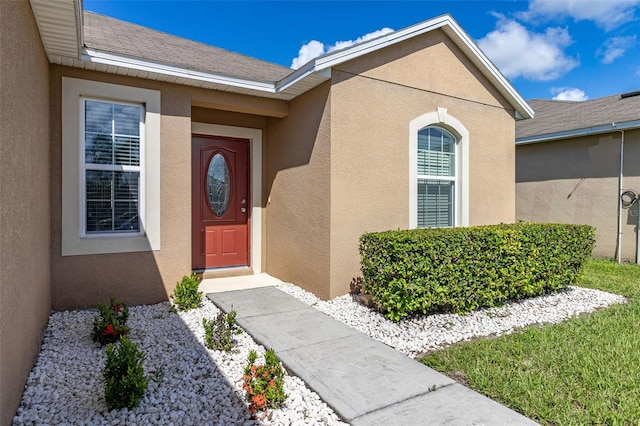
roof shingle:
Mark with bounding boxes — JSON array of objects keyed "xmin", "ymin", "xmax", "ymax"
[
  {"xmin": 516, "ymin": 93, "xmax": 640, "ymax": 140},
  {"xmin": 83, "ymin": 11, "xmax": 292, "ymax": 83}
]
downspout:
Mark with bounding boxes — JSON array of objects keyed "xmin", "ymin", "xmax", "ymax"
[{"xmin": 616, "ymin": 125, "xmax": 624, "ymax": 263}]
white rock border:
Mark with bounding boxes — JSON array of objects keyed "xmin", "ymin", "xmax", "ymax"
[
  {"xmin": 275, "ymin": 283, "xmax": 628, "ymax": 357},
  {"xmin": 12, "ymin": 299, "xmax": 346, "ymax": 426}
]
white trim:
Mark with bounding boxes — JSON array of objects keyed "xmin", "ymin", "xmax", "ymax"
[
  {"xmin": 83, "ymin": 48, "xmax": 276, "ymax": 93},
  {"xmin": 516, "ymin": 120, "xmax": 640, "ymax": 145},
  {"xmin": 410, "ymin": 108, "xmax": 469, "ymax": 228},
  {"xmin": 62, "ymin": 77, "xmax": 161, "ymax": 255},
  {"xmin": 191, "ymin": 123, "xmax": 263, "ymax": 274}
]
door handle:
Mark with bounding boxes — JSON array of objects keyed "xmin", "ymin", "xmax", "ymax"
[{"xmin": 241, "ymin": 207, "xmax": 247, "ymax": 213}]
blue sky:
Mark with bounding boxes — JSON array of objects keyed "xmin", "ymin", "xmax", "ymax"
[{"xmin": 83, "ymin": 1, "xmax": 640, "ymax": 101}]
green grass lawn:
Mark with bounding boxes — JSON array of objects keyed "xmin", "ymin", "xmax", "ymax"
[{"xmin": 421, "ymin": 258, "xmax": 640, "ymax": 425}]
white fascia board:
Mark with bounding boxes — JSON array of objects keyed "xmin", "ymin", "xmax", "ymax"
[
  {"xmin": 316, "ymin": 16, "xmax": 450, "ymax": 70},
  {"xmin": 516, "ymin": 119, "xmax": 640, "ymax": 145},
  {"xmin": 82, "ymin": 49, "xmax": 277, "ymax": 94},
  {"xmin": 277, "ymin": 14, "xmax": 534, "ymax": 120},
  {"xmin": 74, "ymin": 0, "xmax": 83, "ymax": 57},
  {"xmin": 276, "ymin": 60, "xmax": 324, "ymax": 92},
  {"xmin": 445, "ymin": 29, "xmax": 534, "ymax": 121}
]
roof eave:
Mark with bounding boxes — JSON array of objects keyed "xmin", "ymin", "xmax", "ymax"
[
  {"xmin": 82, "ymin": 48, "xmax": 277, "ymax": 93},
  {"xmin": 516, "ymin": 119, "xmax": 640, "ymax": 145},
  {"xmin": 30, "ymin": 0, "xmax": 83, "ymax": 60}
]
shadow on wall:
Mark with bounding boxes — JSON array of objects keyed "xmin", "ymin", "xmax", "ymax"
[
  {"xmin": 264, "ymin": 83, "xmax": 329, "ymax": 200},
  {"xmin": 51, "ymin": 250, "xmax": 168, "ymax": 311},
  {"xmin": 625, "ymin": 196, "xmax": 640, "ymax": 227},
  {"xmin": 516, "ymin": 133, "xmax": 628, "ymax": 183}
]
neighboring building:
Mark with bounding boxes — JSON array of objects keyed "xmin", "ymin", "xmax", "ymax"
[
  {"xmin": 1, "ymin": 1, "xmax": 532, "ymax": 422},
  {"xmin": 516, "ymin": 92, "xmax": 640, "ymax": 261}
]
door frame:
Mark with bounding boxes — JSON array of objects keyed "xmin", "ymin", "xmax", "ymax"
[{"xmin": 191, "ymin": 122, "xmax": 262, "ymax": 274}]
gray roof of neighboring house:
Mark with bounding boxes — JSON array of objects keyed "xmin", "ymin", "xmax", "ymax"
[
  {"xmin": 516, "ymin": 92, "xmax": 640, "ymax": 141},
  {"xmin": 83, "ymin": 11, "xmax": 292, "ymax": 83}
]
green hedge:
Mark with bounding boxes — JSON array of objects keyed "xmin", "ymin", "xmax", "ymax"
[{"xmin": 359, "ymin": 223, "xmax": 595, "ymax": 321}]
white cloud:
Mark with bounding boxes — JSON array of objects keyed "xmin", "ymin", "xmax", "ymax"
[
  {"xmin": 290, "ymin": 27, "xmax": 394, "ymax": 69},
  {"xmin": 290, "ymin": 40, "xmax": 326, "ymax": 70},
  {"xmin": 520, "ymin": 0, "xmax": 640, "ymax": 32},
  {"xmin": 551, "ymin": 87, "xmax": 589, "ymax": 101},
  {"xmin": 477, "ymin": 17, "xmax": 579, "ymax": 81},
  {"xmin": 597, "ymin": 35, "xmax": 637, "ymax": 63}
]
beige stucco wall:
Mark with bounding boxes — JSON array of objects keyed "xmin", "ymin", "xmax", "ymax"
[
  {"xmin": 47, "ymin": 27, "xmax": 518, "ymax": 309},
  {"xmin": 265, "ymin": 83, "xmax": 333, "ymax": 299},
  {"xmin": 0, "ymin": 2, "xmax": 52, "ymax": 424},
  {"xmin": 516, "ymin": 130, "xmax": 640, "ymax": 261},
  {"xmin": 49, "ymin": 66, "xmax": 286, "ymax": 310},
  {"xmin": 326, "ymin": 30, "xmax": 517, "ymax": 297}
]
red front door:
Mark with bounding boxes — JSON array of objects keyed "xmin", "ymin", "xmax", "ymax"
[{"xmin": 192, "ymin": 135, "xmax": 249, "ymax": 269}]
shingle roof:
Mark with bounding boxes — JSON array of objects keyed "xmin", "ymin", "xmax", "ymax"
[
  {"xmin": 516, "ymin": 92, "xmax": 640, "ymax": 140},
  {"xmin": 83, "ymin": 11, "xmax": 292, "ymax": 83}
]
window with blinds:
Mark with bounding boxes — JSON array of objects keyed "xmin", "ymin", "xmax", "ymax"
[
  {"xmin": 82, "ymin": 99, "xmax": 142, "ymax": 234},
  {"xmin": 417, "ymin": 126, "xmax": 455, "ymax": 227}
]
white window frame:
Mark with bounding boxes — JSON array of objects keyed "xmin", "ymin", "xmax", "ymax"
[
  {"xmin": 80, "ymin": 98, "xmax": 145, "ymax": 238},
  {"xmin": 410, "ymin": 107, "xmax": 469, "ymax": 228},
  {"xmin": 62, "ymin": 77, "xmax": 161, "ymax": 255}
]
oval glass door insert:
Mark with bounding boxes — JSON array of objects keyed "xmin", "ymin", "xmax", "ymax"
[{"xmin": 207, "ymin": 153, "xmax": 231, "ymax": 216}]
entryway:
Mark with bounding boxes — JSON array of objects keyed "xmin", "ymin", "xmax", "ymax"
[{"xmin": 192, "ymin": 134, "xmax": 250, "ymax": 270}]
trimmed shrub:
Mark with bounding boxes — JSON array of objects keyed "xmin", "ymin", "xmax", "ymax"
[
  {"xmin": 170, "ymin": 273, "xmax": 203, "ymax": 311},
  {"xmin": 103, "ymin": 337, "xmax": 148, "ymax": 410},
  {"xmin": 359, "ymin": 223, "xmax": 595, "ymax": 321}
]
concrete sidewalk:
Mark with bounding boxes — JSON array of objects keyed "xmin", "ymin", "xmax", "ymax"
[{"xmin": 207, "ymin": 286, "xmax": 538, "ymax": 425}]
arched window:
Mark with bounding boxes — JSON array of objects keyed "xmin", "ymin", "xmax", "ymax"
[
  {"xmin": 417, "ymin": 126, "xmax": 456, "ymax": 227},
  {"xmin": 409, "ymin": 108, "xmax": 469, "ymax": 228}
]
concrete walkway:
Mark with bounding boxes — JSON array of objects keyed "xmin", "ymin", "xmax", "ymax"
[{"xmin": 207, "ymin": 286, "xmax": 538, "ymax": 425}]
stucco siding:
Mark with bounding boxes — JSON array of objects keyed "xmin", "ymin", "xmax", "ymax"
[
  {"xmin": 265, "ymin": 83, "xmax": 332, "ymax": 299},
  {"xmin": 49, "ymin": 67, "xmax": 285, "ymax": 310},
  {"xmin": 516, "ymin": 130, "xmax": 640, "ymax": 261},
  {"xmin": 328, "ymin": 30, "xmax": 516, "ymax": 297},
  {"xmin": 0, "ymin": 2, "xmax": 51, "ymax": 424}
]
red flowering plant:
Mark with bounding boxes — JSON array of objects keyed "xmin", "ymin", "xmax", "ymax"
[
  {"xmin": 242, "ymin": 349, "xmax": 287, "ymax": 414},
  {"xmin": 91, "ymin": 297, "xmax": 130, "ymax": 347}
]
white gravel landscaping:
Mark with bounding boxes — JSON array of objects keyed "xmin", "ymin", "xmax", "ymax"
[
  {"xmin": 276, "ymin": 283, "xmax": 627, "ymax": 357},
  {"xmin": 12, "ymin": 299, "xmax": 346, "ymax": 426},
  {"xmin": 13, "ymin": 283, "xmax": 627, "ymax": 425}
]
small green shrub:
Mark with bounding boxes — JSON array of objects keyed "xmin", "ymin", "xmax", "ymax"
[
  {"xmin": 242, "ymin": 349, "xmax": 287, "ymax": 414},
  {"xmin": 91, "ymin": 297, "xmax": 130, "ymax": 347},
  {"xmin": 103, "ymin": 337, "xmax": 148, "ymax": 410},
  {"xmin": 203, "ymin": 310, "xmax": 241, "ymax": 352},
  {"xmin": 170, "ymin": 273, "xmax": 203, "ymax": 311},
  {"xmin": 360, "ymin": 223, "xmax": 595, "ymax": 321}
]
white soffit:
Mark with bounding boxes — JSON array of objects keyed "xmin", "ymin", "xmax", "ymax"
[{"xmin": 29, "ymin": 0, "xmax": 82, "ymax": 60}]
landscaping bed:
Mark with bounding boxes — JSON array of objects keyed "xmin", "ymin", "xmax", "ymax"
[
  {"xmin": 420, "ymin": 258, "xmax": 640, "ymax": 425},
  {"xmin": 12, "ymin": 298, "xmax": 345, "ymax": 425}
]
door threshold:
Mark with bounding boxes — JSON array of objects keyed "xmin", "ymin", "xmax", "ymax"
[{"xmin": 195, "ymin": 266, "xmax": 253, "ymax": 280}]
